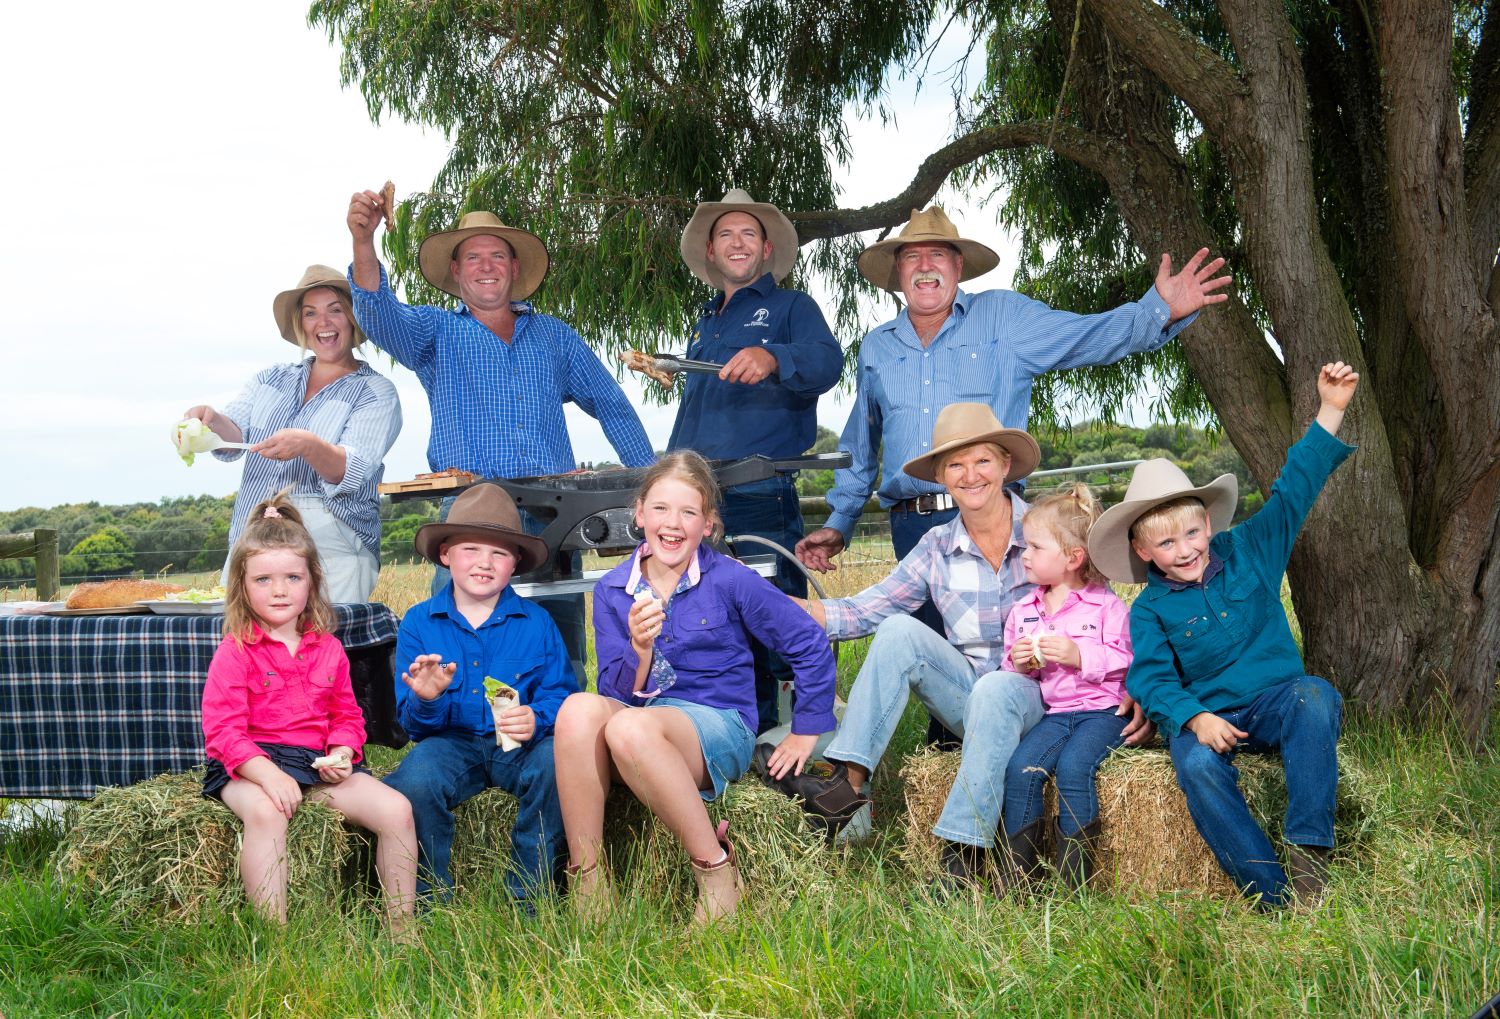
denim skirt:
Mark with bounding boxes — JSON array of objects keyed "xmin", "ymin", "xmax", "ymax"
[{"xmin": 643, "ymin": 697, "xmax": 755, "ymax": 800}]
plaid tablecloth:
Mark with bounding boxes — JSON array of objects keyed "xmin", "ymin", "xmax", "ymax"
[{"xmin": 0, "ymin": 603, "xmax": 399, "ymax": 798}]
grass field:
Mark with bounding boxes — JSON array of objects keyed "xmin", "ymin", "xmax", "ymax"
[{"xmin": 1, "ymin": 543, "xmax": 1496, "ymax": 1015}]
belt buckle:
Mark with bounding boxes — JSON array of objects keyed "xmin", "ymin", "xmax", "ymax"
[{"xmin": 914, "ymin": 494, "xmax": 934, "ymax": 516}]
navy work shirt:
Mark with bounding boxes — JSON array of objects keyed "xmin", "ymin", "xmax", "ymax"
[{"xmin": 666, "ymin": 273, "xmax": 841, "ymax": 461}]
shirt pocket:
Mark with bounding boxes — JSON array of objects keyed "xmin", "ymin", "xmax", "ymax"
[
  {"xmin": 667, "ymin": 606, "xmax": 730, "ymax": 664},
  {"xmin": 1218, "ymin": 574, "xmax": 1270, "ymax": 649},
  {"xmin": 950, "ymin": 340, "xmax": 998, "ymax": 400},
  {"xmin": 486, "ymin": 658, "xmax": 542, "ymax": 704},
  {"xmin": 1165, "ymin": 615, "xmax": 1223, "ymax": 681}
]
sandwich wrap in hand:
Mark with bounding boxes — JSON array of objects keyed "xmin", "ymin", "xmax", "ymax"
[{"xmin": 483, "ymin": 677, "xmax": 521, "ymax": 751}]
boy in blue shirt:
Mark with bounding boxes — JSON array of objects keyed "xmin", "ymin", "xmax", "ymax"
[
  {"xmin": 1088, "ymin": 363, "xmax": 1359, "ymax": 907},
  {"xmin": 383, "ymin": 483, "xmax": 580, "ymax": 904}
]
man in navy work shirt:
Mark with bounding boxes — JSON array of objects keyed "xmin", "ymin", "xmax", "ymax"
[
  {"xmin": 795, "ymin": 205, "xmax": 1230, "ymax": 744},
  {"xmin": 346, "ymin": 191, "xmax": 656, "ymax": 683},
  {"xmin": 667, "ymin": 190, "xmax": 841, "ymax": 732}
]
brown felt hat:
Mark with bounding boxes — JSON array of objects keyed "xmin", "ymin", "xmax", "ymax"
[
  {"xmin": 413, "ymin": 483, "xmax": 548, "ymax": 574},
  {"xmin": 1087, "ymin": 459, "xmax": 1238, "ymax": 584},
  {"xmin": 901, "ymin": 402, "xmax": 1040, "ymax": 484},
  {"xmin": 417, "ymin": 211, "xmax": 550, "ymax": 301},
  {"xmin": 271, "ymin": 265, "xmax": 365, "ymax": 347},
  {"xmin": 856, "ymin": 206, "xmax": 1000, "ymax": 292},
  {"xmin": 679, "ymin": 189, "xmax": 799, "ymax": 289}
]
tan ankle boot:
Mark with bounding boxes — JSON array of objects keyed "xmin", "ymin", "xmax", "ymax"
[
  {"xmin": 565, "ymin": 857, "xmax": 614, "ymax": 925},
  {"xmin": 689, "ymin": 820, "xmax": 743, "ymax": 926}
]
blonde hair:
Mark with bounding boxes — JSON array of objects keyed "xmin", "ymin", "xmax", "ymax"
[
  {"xmin": 292, "ymin": 285, "xmax": 366, "ymax": 351},
  {"xmin": 1129, "ymin": 496, "xmax": 1210, "ymax": 548},
  {"xmin": 634, "ymin": 451, "xmax": 723, "ymax": 543},
  {"xmin": 223, "ymin": 487, "xmax": 336, "ymax": 645},
  {"xmin": 1025, "ymin": 483, "xmax": 1106, "ymax": 586}
]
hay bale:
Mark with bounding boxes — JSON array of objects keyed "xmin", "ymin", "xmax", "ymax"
[
  {"xmin": 52, "ymin": 769, "xmax": 357, "ymax": 918},
  {"xmin": 901, "ymin": 746, "xmax": 1376, "ymax": 897},
  {"xmin": 448, "ymin": 787, "xmax": 518, "ymax": 891}
]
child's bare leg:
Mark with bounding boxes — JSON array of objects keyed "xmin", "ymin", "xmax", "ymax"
[
  {"xmin": 220, "ymin": 780, "xmax": 291, "ymax": 923},
  {"xmin": 310, "ymin": 773, "xmax": 417, "ymax": 932},
  {"xmin": 554, "ymin": 693, "xmax": 630, "ymax": 868},
  {"xmin": 603, "ymin": 708, "xmax": 720, "ymax": 860}
]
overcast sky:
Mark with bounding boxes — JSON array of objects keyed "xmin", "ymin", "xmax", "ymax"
[{"xmin": 0, "ymin": 1, "xmax": 1019, "ymax": 513}]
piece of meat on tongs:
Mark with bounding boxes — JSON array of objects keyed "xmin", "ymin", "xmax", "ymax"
[{"xmin": 617, "ymin": 350, "xmax": 726, "ymax": 387}]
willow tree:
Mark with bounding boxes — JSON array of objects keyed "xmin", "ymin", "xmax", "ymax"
[{"xmin": 312, "ymin": 0, "xmax": 1500, "ymax": 740}]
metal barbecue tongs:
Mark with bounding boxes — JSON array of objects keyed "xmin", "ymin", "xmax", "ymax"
[{"xmin": 652, "ymin": 353, "xmax": 726, "ymax": 376}]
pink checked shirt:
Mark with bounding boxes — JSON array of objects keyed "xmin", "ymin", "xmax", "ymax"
[
  {"xmin": 1004, "ymin": 583, "xmax": 1133, "ymax": 713},
  {"xmin": 201, "ymin": 627, "xmax": 366, "ymax": 778}
]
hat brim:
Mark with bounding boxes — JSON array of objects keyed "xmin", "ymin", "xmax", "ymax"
[
  {"xmin": 418, "ymin": 225, "xmax": 550, "ymax": 301},
  {"xmin": 272, "ymin": 275, "xmax": 363, "ymax": 347},
  {"xmin": 901, "ymin": 428, "xmax": 1041, "ymax": 485},
  {"xmin": 680, "ymin": 201, "xmax": 799, "ymax": 289},
  {"xmin": 413, "ymin": 521, "xmax": 549, "ymax": 576},
  {"xmin": 1088, "ymin": 474, "xmax": 1239, "ymax": 584},
  {"xmin": 856, "ymin": 236, "xmax": 999, "ymax": 293}
]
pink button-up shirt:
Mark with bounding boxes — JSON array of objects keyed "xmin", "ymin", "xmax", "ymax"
[
  {"xmin": 201, "ymin": 627, "xmax": 366, "ymax": 778},
  {"xmin": 1004, "ymin": 583, "xmax": 1133, "ymax": 713}
]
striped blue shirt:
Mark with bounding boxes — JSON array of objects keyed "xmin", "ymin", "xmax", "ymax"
[
  {"xmin": 349, "ymin": 264, "xmax": 655, "ymax": 476},
  {"xmin": 215, "ymin": 358, "xmax": 402, "ymax": 558},
  {"xmin": 821, "ymin": 491, "xmax": 1033, "ymax": 678},
  {"xmin": 824, "ymin": 285, "xmax": 1193, "ymax": 536}
]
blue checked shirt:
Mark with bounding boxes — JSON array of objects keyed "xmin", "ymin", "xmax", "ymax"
[
  {"xmin": 824, "ymin": 285, "xmax": 1193, "ymax": 537},
  {"xmin": 820, "ymin": 491, "xmax": 1034, "ymax": 678},
  {"xmin": 215, "ymin": 358, "xmax": 401, "ymax": 558},
  {"xmin": 349, "ymin": 264, "xmax": 654, "ymax": 477}
]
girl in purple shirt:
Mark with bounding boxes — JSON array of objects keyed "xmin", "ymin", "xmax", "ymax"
[
  {"xmin": 554, "ymin": 452, "xmax": 836, "ymax": 926},
  {"xmin": 1000, "ymin": 484, "xmax": 1138, "ymax": 888}
]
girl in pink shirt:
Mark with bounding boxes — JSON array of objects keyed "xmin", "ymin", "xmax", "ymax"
[
  {"xmin": 1000, "ymin": 484, "xmax": 1136, "ymax": 888},
  {"xmin": 201, "ymin": 492, "xmax": 415, "ymax": 933}
]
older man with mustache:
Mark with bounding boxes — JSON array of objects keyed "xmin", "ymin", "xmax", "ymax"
[{"xmin": 794, "ymin": 206, "xmax": 1229, "ymax": 745}]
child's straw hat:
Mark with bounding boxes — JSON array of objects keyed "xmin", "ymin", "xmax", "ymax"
[{"xmin": 1088, "ymin": 460, "xmax": 1238, "ymax": 583}]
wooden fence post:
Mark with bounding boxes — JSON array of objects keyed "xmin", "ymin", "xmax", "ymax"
[{"xmin": 0, "ymin": 529, "xmax": 59, "ymax": 600}]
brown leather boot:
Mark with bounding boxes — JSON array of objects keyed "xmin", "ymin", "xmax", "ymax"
[
  {"xmin": 1054, "ymin": 819, "xmax": 1102, "ymax": 890},
  {"xmin": 690, "ymin": 821, "xmax": 743, "ymax": 926},
  {"xmin": 565, "ymin": 857, "xmax": 615, "ymax": 925},
  {"xmin": 1285, "ymin": 844, "xmax": 1331, "ymax": 901},
  {"xmin": 1000, "ymin": 819, "xmax": 1047, "ymax": 890}
]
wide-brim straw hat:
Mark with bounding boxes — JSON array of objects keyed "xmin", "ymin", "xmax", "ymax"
[
  {"xmin": 857, "ymin": 206, "xmax": 1000, "ymax": 292},
  {"xmin": 271, "ymin": 265, "xmax": 365, "ymax": 347},
  {"xmin": 679, "ymin": 189, "xmax": 799, "ymax": 289},
  {"xmin": 901, "ymin": 402, "xmax": 1041, "ymax": 484},
  {"xmin": 1088, "ymin": 460, "xmax": 1239, "ymax": 584},
  {"xmin": 417, "ymin": 211, "xmax": 550, "ymax": 301},
  {"xmin": 413, "ymin": 483, "xmax": 549, "ymax": 575}
]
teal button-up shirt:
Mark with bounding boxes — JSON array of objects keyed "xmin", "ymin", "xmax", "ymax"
[{"xmin": 1125, "ymin": 422, "xmax": 1355, "ymax": 734}]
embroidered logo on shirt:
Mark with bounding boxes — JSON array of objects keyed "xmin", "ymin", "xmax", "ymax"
[{"xmin": 744, "ymin": 308, "xmax": 770, "ymax": 328}]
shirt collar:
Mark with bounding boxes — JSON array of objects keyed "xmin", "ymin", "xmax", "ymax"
[
  {"xmin": 623, "ymin": 542, "xmax": 704, "ymax": 592},
  {"xmin": 1149, "ymin": 550, "xmax": 1227, "ymax": 591},
  {"xmin": 1016, "ymin": 581, "xmax": 1113, "ymax": 612},
  {"xmin": 942, "ymin": 489, "xmax": 1030, "ymax": 558},
  {"xmin": 704, "ymin": 272, "xmax": 776, "ymax": 315},
  {"xmin": 246, "ymin": 622, "xmax": 322, "ymax": 649},
  {"xmin": 457, "ymin": 300, "xmax": 534, "ymax": 319},
  {"xmin": 431, "ymin": 581, "xmax": 527, "ymax": 624},
  {"xmin": 883, "ymin": 287, "xmax": 973, "ymax": 341}
]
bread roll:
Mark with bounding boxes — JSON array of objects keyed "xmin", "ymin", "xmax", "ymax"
[{"xmin": 66, "ymin": 579, "xmax": 186, "ymax": 609}]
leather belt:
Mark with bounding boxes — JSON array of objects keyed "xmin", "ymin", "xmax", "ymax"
[{"xmin": 891, "ymin": 493, "xmax": 957, "ymax": 515}]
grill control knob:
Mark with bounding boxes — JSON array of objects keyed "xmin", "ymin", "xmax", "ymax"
[{"xmin": 580, "ymin": 515, "xmax": 609, "ymax": 545}]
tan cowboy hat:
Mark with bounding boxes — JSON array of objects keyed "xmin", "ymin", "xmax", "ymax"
[
  {"xmin": 857, "ymin": 206, "xmax": 1000, "ymax": 292},
  {"xmin": 413, "ymin": 483, "xmax": 549, "ymax": 574},
  {"xmin": 417, "ymin": 211, "xmax": 550, "ymax": 301},
  {"xmin": 902, "ymin": 403, "xmax": 1040, "ymax": 484},
  {"xmin": 271, "ymin": 265, "xmax": 365, "ymax": 347},
  {"xmin": 1087, "ymin": 460, "xmax": 1238, "ymax": 584},
  {"xmin": 679, "ymin": 189, "xmax": 799, "ymax": 289}
]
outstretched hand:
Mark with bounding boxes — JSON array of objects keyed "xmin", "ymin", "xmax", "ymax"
[
  {"xmin": 402, "ymin": 654, "xmax": 458, "ymax": 702},
  {"xmin": 795, "ymin": 528, "xmax": 846, "ymax": 574},
  {"xmin": 1315, "ymin": 361, "xmax": 1360, "ymax": 436},
  {"xmin": 1156, "ymin": 248, "xmax": 1232, "ymax": 322}
]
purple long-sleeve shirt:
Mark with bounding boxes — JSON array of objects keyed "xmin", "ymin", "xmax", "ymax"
[{"xmin": 593, "ymin": 544, "xmax": 837, "ymax": 736}]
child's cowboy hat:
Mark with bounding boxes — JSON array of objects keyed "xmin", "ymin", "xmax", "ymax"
[
  {"xmin": 901, "ymin": 402, "xmax": 1040, "ymax": 484},
  {"xmin": 413, "ymin": 483, "xmax": 549, "ymax": 574},
  {"xmin": 679, "ymin": 189, "xmax": 799, "ymax": 289},
  {"xmin": 1087, "ymin": 460, "xmax": 1238, "ymax": 584},
  {"xmin": 271, "ymin": 265, "xmax": 366, "ymax": 347},
  {"xmin": 856, "ymin": 206, "xmax": 1000, "ymax": 293},
  {"xmin": 417, "ymin": 211, "xmax": 550, "ymax": 301}
]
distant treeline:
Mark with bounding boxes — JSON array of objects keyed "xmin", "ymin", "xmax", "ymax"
[{"xmin": 0, "ymin": 421, "xmax": 1255, "ymax": 585}]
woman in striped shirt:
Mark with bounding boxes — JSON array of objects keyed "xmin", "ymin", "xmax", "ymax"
[{"xmin": 183, "ymin": 265, "xmax": 402, "ymax": 602}]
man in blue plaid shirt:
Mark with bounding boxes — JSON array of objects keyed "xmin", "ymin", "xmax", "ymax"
[{"xmin": 346, "ymin": 193, "xmax": 657, "ymax": 680}]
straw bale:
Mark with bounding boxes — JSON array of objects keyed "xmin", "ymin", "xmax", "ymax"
[
  {"xmin": 448, "ymin": 787, "xmax": 519, "ymax": 891},
  {"xmin": 52, "ymin": 769, "xmax": 357, "ymax": 918},
  {"xmin": 901, "ymin": 746, "xmax": 1376, "ymax": 898}
]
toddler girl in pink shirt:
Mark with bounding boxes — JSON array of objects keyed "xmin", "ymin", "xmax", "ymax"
[{"xmin": 1000, "ymin": 483, "xmax": 1139, "ymax": 888}]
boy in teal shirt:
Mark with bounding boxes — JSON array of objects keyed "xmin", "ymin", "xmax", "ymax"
[{"xmin": 1088, "ymin": 363, "xmax": 1359, "ymax": 906}]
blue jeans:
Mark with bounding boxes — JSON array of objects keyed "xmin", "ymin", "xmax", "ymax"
[
  {"xmin": 722, "ymin": 475, "xmax": 807, "ymax": 733},
  {"xmin": 431, "ymin": 496, "xmax": 587, "ymax": 686},
  {"xmin": 1168, "ymin": 676, "xmax": 1342, "ymax": 907},
  {"xmin": 823, "ymin": 614, "xmax": 1044, "ymax": 847},
  {"xmin": 1003, "ymin": 708, "xmax": 1129, "ymax": 837},
  {"xmin": 889, "ymin": 506, "xmax": 961, "ymax": 747},
  {"xmin": 382, "ymin": 731, "xmax": 565, "ymax": 903}
]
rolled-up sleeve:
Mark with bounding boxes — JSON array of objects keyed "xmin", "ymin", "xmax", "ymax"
[{"xmin": 320, "ymin": 372, "xmax": 402, "ymax": 499}]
